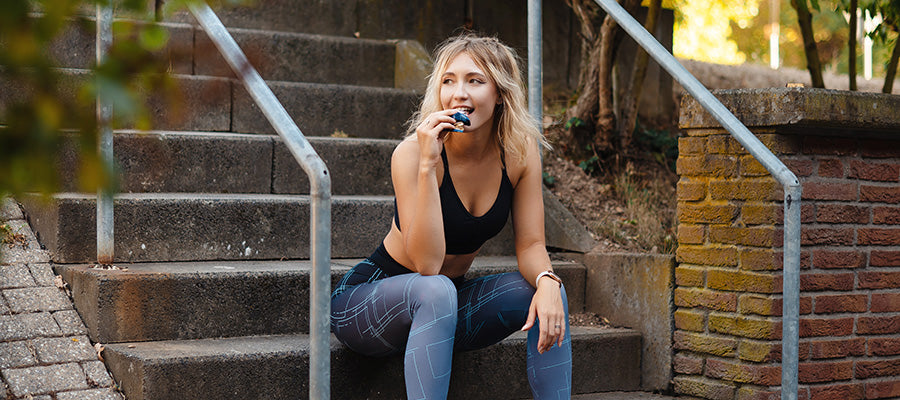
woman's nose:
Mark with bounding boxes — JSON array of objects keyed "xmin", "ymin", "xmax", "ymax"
[{"xmin": 453, "ymin": 83, "xmax": 468, "ymax": 99}]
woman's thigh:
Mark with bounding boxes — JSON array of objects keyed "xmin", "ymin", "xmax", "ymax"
[
  {"xmin": 454, "ymin": 272, "xmax": 535, "ymax": 352},
  {"xmin": 331, "ymin": 269, "xmax": 457, "ymax": 357}
]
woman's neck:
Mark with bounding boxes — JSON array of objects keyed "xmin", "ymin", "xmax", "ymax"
[{"xmin": 444, "ymin": 128, "xmax": 497, "ymax": 162}]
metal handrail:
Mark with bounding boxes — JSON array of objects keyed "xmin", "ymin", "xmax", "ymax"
[
  {"xmin": 96, "ymin": 3, "xmax": 333, "ymax": 399},
  {"xmin": 96, "ymin": 4, "xmax": 114, "ymax": 265},
  {"xmin": 525, "ymin": 1, "xmax": 802, "ymax": 398}
]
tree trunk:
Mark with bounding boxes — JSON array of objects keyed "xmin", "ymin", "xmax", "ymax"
[
  {"xmin": 884, "ymin": 32, "xmax": 900, "ymax": 93},
  {"xmin": 595, "ymin": 0, "xmax": 640, "ymax": 153},
  {"xmin": 849, "ymin": 0, "xmax": 857, "ymax": 91},
  {"xmin": 561, "ymin": 0, "xmax": 603, "ymax": 159},
  {"xmin": 618, "ymin": 0, "xmax": 662, "ymax": 153},
  {"xmin": 791, "ymin": 0, "xmax": 825, "ymax": 88}
]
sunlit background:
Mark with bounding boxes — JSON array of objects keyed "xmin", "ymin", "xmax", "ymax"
[{"xmin": 672, "ymin": 0, "xmax": 896, "ymax": 79}]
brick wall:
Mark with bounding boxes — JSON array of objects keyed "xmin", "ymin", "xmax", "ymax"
[{"xmin": 675, "ymin": 88, "xmax": 900, "ymax": 400}]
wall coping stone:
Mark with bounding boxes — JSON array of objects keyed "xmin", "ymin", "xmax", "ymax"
[{"xmin": 679, "ymin": 88, "xmax": 900, "ymax": 137}]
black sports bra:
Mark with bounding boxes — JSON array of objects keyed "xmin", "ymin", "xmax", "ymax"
[{"xmin": 394, "ymin": 148, "xmax": 513, "ymax": 254}]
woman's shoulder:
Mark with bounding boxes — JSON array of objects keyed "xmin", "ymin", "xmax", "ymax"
[{"xmin": 504, "ymin": 136, "xmax": 540, "ymax": 187}]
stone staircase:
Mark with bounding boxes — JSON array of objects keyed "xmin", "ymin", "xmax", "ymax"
[{"xmin": 16, "ymin": 2, "xmax": 644, "ymax": 398}]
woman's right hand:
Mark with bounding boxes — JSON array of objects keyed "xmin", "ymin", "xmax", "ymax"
[{"xmin": 415, "ymin": 110, "xmax": 459, "ymax": 168}]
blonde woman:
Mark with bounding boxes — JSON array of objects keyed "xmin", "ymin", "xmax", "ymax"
[{"xmin": 331, "ymin": 34, "xmax": 571, "ymax": 399}]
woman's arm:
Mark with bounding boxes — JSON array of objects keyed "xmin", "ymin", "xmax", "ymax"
[
  {"xmin": 391, "ymin": 112, "xmax": 459, "ymax": 275},
  {"xmin": 512, "ymin": 142, "xmax": 566, "ymax": 354}
]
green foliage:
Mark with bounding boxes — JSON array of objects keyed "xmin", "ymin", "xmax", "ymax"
[
  {"xmin": 635, "ymin": 123, "xmax": 678, "ymax": 171},
  {"xmin": 564, "ymin": 117, "xmax": 585, "ymax": 130},
  {"xmin": 578, "ymin": 154, "xmax": 600, "ymax": 175},
  {"xmin": 0, "ymin": 0, "xmax": 244, "ymax": 198},
  {"xmin": 542, "ymin": 171, "xmax": 556, "ymax": 186}
]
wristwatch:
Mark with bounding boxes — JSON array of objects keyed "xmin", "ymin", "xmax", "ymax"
[{"xmin": 536, "ymin": 270, "xmax": 562, "ymax": 287}]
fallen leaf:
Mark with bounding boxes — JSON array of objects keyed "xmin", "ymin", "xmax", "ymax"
[{"xmin": 94, "ymin": 343, "xmax": 105, "ymax": 361}]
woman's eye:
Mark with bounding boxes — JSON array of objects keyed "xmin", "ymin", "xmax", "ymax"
[{"xmin": 442, "ymin": 79, "xmax": 453, "ymax": 85}]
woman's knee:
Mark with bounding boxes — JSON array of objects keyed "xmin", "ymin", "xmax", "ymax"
[{"xmin": 408, "ymin": 274, "xmax": 458, "ymax": 310}]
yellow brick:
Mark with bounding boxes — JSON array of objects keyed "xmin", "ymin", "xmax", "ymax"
[
  {"xmin": 674, "ymin": 309, "xmax": 706, "ymax": 332},
  {"xmin": 676, "ymin": 155, "xmax": 739, "ymax": 177},
  {"xmin": 678, "ymin": 204, "xmax": 738, "ymax": 224},
  {"xmin": 678, "ymin": 137, "xmax": 706, "ymax": 155},
  {"xmin": 677, "ymin": 179, "xmax": 708, "ymax": 202},
  {"xmin": 739, "ymin": 248, "xmax": 780, "ymax": 271},
  {"xmin": 708, "ymin": 135, "xmax": 746, "ymax": 155},
  {"xmin": 673, "ymin": 330, "xmax": 738, "ymax": 357},
  {"xmin": 738, "ymin": 294, "xmax": 781, "ymax": 317},
  {"xmin": 676, "ymin": 264, "xmax": 706, "ymax": 287},
  {"xmin": 677, "ymin": 245, "xmax": 739, "ymax": 267},
  {"xmin": 675, "ymin": 287, "xmax": 738, "ymax": 311},
  {"xmin": 709, "ymin": 226, "xmax": 776, "ymax": 247},
  {"xmin": 708, "ymin": 313, "xmax": 780, "ymax": 339},
  {"xmin": 709, "ymin": 179, "xmax": 780, "ymax": 201},
  {"xmin": 677, "ymin": 225, "xmax": 705, "ymax": 245},
  {"xmin": 741, "ymin": 203, "xmax": 779, "ymax": 225},
  {"xmin": 708, "ymin": 269, "xmax": 781, "ymax": 294},
  {"xmin": 738, "ymin": 339, "xmax": 781, "ymax": 362},
  {"xmin": 740, "ymin": 155, "xmax": 769, "ymax": 177}
]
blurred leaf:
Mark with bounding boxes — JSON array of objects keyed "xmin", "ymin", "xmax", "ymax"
[{"xmin": 139, "ymin": 25, "xmax": 169, "ymax": 51}]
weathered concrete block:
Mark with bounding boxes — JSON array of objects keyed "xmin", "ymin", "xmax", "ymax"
[
  {"xmin": 232, "ymin": 81, "xmax": 418, "ymax": 138},
  {"xmin": 1, "ymin": 198, "xmax": 23, "ymax": 221},
  {"xmin": 32, "ymin": 336, "xmax": 97, "ymax": 364},
  {"xmin": 680, "ymin": 88, "xmax": 900, "ymax": 135},
  {"xmin": 196, "ymin": 29, "xmax": 395, "ymax": 87},
  {"xmin": 274, "ymin": 137, "xmax": 396, "ymax": 195},
  {"xmin": 145, "ymin": 75, "xmax": 232, "ymax": 132},
  {"xmin": 48, "ymin": 19, "xmax": 193, "ymax": 74},
  {"xmin": 585, "ymin": 252, "xmax": 675, "ymax": 392},
  {"xmin": 3, "ymin": 362, "xmax": 88, "ymax": 397},
  {"xmin": 0, "ymin": 265, "xmax": 37, "ymax": 290},
  {"xmin": 0, "ymin": 341, "xmax": 38, "ymax": 369},
  {"xmin": 22, "ymin": 193, "xmax": 393, "ymax": 263},
  {"xmin": 56, "ymin": 388, "xmax": 123, "ymax": 400},
  {"xmin": 543, "ymin": 186, "xmax": 597, "ymax": 253},
  {"xmin": 164, "ymin": 0, "xmax": 357, "ymax": 37},
  {"xmin": 58, "ymin": 131, "xmax": 274, "ymax": 193},
  {"xmin": 3, "ymin": 287, "xmax": 72, "ymax": 314},
  {"xmin": 102, "ymin": 327, "xmax": 640, "ymax": 400}
]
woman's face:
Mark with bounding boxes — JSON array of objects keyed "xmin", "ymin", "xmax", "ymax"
[{"xmin": 439, "ymin": 52, "xmax": 501, "ymax": 134}]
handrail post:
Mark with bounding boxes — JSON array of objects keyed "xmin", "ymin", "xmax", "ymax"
[
  {"xmin": 187, "ymin": 4, "xmax": 332, "ymax": 399},
  {"xmin": 96, "ymin": 2, "xmax": 114, "ymax": 265},
  {"xmin": 591, "ymin": 1, "xmax": 802, "ymax": 398},
  {"xmin": 527, "ymin": 0, "xmax": 542, "ymax": 129}
]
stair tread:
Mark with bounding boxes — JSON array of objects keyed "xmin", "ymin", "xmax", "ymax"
[
  {"xmin": 105, "ymin": 326, "xmax": 635, "ymax": 359},
  {"xmin": 62, "ymin": 257, "xmax": 579, "ymax": 275},
  {"xmin": 49, "ymin": 192, "xmax": 393, "ymax": 201}
]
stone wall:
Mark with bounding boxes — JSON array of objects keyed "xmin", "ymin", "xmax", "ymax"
[{"xmin": 674, "ymin": 88, "xmax": 900, "ymax": 399}]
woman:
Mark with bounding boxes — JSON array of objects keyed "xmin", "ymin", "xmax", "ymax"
[{"xmin": 331, "ymin": 34, "xmax": 571, "ymax": 399}]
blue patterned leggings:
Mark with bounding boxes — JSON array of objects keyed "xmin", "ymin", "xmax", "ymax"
[{"xmin": 331, "ymin": 252, "xmax": 572, "ymax": 400}]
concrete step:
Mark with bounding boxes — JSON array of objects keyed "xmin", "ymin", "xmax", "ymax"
[
  {"xmin": 195, "ymin": 28, "xmax": 397, "ymax": 87},
  {"xmin": 56, "ymin": 258, "xmax": 586, "ymax": 343},
  {"xmin": 48, "ymin": 18, "xmax": 400, "ymax": 88},
  {"xmin": 159, "ymin": 0, "xmax": 465, "ymax": 47},
  {"xmin": 21, "ymin": 193, "xmax": 519, "ymax": 263},
  {"xmin": 58, "ymin": 131, "xmax": 397, "ymax": 196},
  {"xmin": 102, "ymin": 327, "xmax": 641, "ymax": 400},
  {"xmin": 0, "ymin": 70, "xmax": 418, "ymax": 138}
]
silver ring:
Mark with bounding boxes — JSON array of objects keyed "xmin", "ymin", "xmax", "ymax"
[{"xmin": 554, "ymin": 324, "xmax": 561, "ymax": 328}]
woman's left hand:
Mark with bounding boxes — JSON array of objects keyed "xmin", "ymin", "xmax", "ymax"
[{"xmin": 521, "ymin": 278, "xmax": 566, "ymax": 353}]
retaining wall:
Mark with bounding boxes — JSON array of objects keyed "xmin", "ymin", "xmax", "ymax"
[{"xmin": 674, "ymin": 88, "xmax": 900, "ymax": 400}]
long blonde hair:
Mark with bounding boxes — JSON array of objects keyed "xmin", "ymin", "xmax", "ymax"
[{"xmin": 406, "ymin": 34, "xmax": 549, "ymax": 164}]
